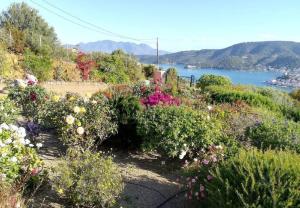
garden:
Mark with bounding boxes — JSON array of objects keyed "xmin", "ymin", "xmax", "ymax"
[
  {"xmin": 1, "ymin": 2, "xmax": 300, "ymax": 208},
  {"xmin": 0, "ymin": 72, "xmax": 300, "ymax": 208}
]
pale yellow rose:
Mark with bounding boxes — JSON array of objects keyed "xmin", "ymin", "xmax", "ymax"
[{"xmin": 65, "ymin": 115, "xmax": 75, "ymax": 125}]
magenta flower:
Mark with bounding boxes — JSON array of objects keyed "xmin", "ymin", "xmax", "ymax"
[{"xmin": 141, "ymin": 91, "xmax": 180, "ymax": 107}]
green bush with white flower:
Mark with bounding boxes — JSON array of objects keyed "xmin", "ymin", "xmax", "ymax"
[
  {"xmin": 0, "ymin": 123, "xmax": 43, "ymax": 182},
  {"xmin": 0, "ymin": 98, "xmax": 19, "ymax": 124},
  {"xmin": 42, "ymin": 95, "xmax": 117, "ymax": 150},
  {"xmin": 137, "ymin": 106, "xmax": 223, "ymax": 158}
]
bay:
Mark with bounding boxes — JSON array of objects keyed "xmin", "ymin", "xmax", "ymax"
[{"xmin": 159, "ymin": 64, "xmax": 288, "ymax": 91}]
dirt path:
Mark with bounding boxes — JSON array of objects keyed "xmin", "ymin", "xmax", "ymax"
[{"xmin": 28, "ymin": 132, "xmax": 193, "ymax": 208}]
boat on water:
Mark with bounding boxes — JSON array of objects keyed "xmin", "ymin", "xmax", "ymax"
[{"xmin": 184, "ymin": 64, "xmax": 197, "ymax": 69}]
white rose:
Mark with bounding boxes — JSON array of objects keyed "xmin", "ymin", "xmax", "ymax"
[
  {"xmin": 66, "ymin": 115, "xmax": 75, "ymax": 125},
  {"xmin": 76, "ymin": 127, "xmax": 85, "ymax": 135},
  {"xmin": 36, "ymin": 143, "xmax": 43, "ymax": 148}
]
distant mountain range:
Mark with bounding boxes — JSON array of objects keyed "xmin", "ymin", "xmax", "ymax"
[
  {"xmin": 138, "ymin": 41, "xmax": 300, "ymax": 70},
  {"xmin": 66, "ymin": 40, "xmax": 169, "ymax": 55}
]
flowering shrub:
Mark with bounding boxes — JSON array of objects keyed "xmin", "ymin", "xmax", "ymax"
[
  {"xmin": 198, "ymin": 149, "xmax": 300, "ymax": 207},
  {"xmin": 141, "ymin": 90, "xmax": 180, "ymax": 107},
  {"xmin": 0, "ymin": 98, "xmax": 19, "ymax": 124},
  {"xmin": 42, "ymin": 96, "xmax": 117, "ymax": 150},
  {"xmin": 181, "ymin": 144, "xmax": 225, "ymax": 201},
  {"xmin": 137, "ymin": 106, "xmax": 223, "ymax": 158},
  {"xmin": 51, "ymin": 149, "xmax": 123, "ymax": 207},
  {"xmin": 8, "ymin": 84, "xmax": 48, "ymax": 123},
  {"xmin": 0, "ymin": 123, "xmax": 42, "ymax": 182}
]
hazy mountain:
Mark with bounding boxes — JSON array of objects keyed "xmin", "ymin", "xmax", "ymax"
[
  {"xmin": 67, "ymin": 40, "xmax": 169, "ymax": 55},
  {"xmin": 138, "ymin": 41, "xmax": 300, "ymax": 70}
]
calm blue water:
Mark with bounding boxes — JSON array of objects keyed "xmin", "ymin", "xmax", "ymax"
[{"xmin": 160, "ymin": 64, "xmax": 288, "ymax": 90}]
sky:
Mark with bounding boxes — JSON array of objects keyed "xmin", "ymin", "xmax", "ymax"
[{"xmin": 1, "ymin": 0, "xmax": 300, "ymax": 52}]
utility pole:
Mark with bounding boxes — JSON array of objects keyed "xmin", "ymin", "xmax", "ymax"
[
  {"xmin": 9, "ymin": 30, "xmax": 12, "ymax": 47},
  {"xmin": 39, "ymin": 35, "xmax": 42, "ymax": 47},
  {"xmin": 66, "ymin": 44, "xmax": 69, "ymax": 60},
  {"xmin": 156, "ymin": 37, "xmax": 159, "ymax": 69}
]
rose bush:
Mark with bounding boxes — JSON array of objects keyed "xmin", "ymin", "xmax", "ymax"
[
  {"xmin": 0, "ymin": 123, "xmax": 43, "ymax": 182},
  {"xmin": 42, "ymin": 95, "xmax": 117, "ymax": 150},
  {"xmin": 8, "ymin": 82, "xmax": 48, "ymax": 123}
]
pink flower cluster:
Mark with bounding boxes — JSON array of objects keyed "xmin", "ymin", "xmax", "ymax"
[
  {"xmin": 181, "ymin": 144, "xmax": 224, "ymax": 202},
  {"xmin": 141, "ymin": 90, "xmax": 180, "ymax": 107}
]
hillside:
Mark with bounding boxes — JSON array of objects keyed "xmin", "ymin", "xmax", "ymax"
[
  {"xmin": 138, "ymin": 41, "xmax": 300, "ymax": 70},
  {"xmin": 67, "ymin": 40, "xmax": 169, "ymax": 55}
]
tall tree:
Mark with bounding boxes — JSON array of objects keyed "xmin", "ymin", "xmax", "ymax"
[{"xmin": 0, "ymin": 2, "xmax": 58, "ymax": 54}]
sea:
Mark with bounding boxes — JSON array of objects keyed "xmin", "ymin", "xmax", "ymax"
[{"xmin": 159, "ymin": 64, "xmax": 290, "ymax": 91}]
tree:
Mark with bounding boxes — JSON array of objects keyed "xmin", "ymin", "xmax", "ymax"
[
  {"xmin": 165, "ymin": 67, "xmax": 178, "ymax": 94},
  {"xmin": 0, "ymin": 2, "xmax": 58, "ymax": 54},
  {"xmin": 143, "ymin": 64, "xmax": 157, "ymax": 79}
]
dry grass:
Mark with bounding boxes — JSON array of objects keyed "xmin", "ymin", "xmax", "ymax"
[
  {"xmin": 1, "ymin": 81, "xmax": 109, "ymax": 97},
  {"xmin": 40, "ymin": 81, "xmax": 108, "ymax": 96}
]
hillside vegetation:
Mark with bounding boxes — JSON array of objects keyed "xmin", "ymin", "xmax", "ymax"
[{"xmin": 139, "ymin": 41, "xmax": 300, "ymax": 70}]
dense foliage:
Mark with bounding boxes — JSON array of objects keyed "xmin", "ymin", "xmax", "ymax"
[
  {"xmin": 51, "ymin": 150, "xmax": 123, "ymax": 208},
  {"xmin": 196, "ymin": 74, "xmax": 232, "ymax": 89},
  {"xmin": 8, "ymin": 84, "xmax": 48, "ymax": 123},
  {"xmin": 107, "ymin": 93, "xmax": 142, "ymax": 148},
  {"xmin": 137, "ymin": 106, "xmax": 223, "ymax": 158},
  {"xmin": 90, "ymin": 49, "xmax": 144, "ymax": 83},
  {"xmin": 0, "ymin": 98, "xmax": 19, "ymax": 124},
  {"xmin": 246, "ymin": 118, "xmax": 300, "ymax": 153},
  {"xmin": 0, "ymin": 2, "xmax": 58, "ymax": 54},
  {"xmin": 200, "ymin": 149, "xmax": 300, "ymax": 207}
]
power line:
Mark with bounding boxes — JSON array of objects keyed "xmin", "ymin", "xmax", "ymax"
[
  {"xmin": 40, "ymin": 0, "xmax": 154, "ymax": 42},
  {"xmin": 29, "ymin": 0, "xmax": 155, "ymax": 43}
]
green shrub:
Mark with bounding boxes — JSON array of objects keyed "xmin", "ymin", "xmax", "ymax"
[
  {"xmin": 107, "ymin": 93, "xmax": 142, "ymax": 148},
  {"xmin": 23, "ymin": 49, "xmax": 53, "ymax": 81},
  {"xmin": 207, "ymin": 85, "xmax": 279, "ymax": 111},
  {"xmin": 200, "ymin": 149, "xmax": 300, "ymax": 208},
  {"xmin": 51, "ymin": 150, "xmax": 123, "ymax": 208},
  {"xmin": 0, "ymin": 98, "xmax": 19, "ymax": 124},
  {"xmin": 196, "ymin": 74, "xmax": 232, "ymax": 89},
  {"xmin": 246, "ymin": 118, "xmax": 300, "ymax": 153},
  {"xmin": 8, "ymin": 85, "xmax": 49, "ymax": 123},
  {"xmin": 137, "ymin": 106, "xmax": 223, "ymax": 158},
  {"xmin": 165, "ymin": 67, "xmax": 178, "ymax": 94}
]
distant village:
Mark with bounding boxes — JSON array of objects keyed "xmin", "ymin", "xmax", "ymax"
[{"xmin": 267, "ymin": 69, "xmax": 300, "ymax": 88}]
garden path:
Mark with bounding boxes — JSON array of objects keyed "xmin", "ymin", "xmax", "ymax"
[{"xmin": 28, "ymin": 132, "xmax": 195, "ymax": 208}]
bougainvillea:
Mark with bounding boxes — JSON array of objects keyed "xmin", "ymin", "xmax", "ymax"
[
  {"xmin": 76, "ymin": 52, "xmax": 95, "ymax": 80},
  {"xmin": 141, "ymin": 90, "xmax": 180, "ymax": 106}
]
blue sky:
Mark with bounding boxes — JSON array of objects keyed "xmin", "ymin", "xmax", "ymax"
[{"xmin": 1, "ymin": 0, "xmax": 300, "ymax": 52}]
